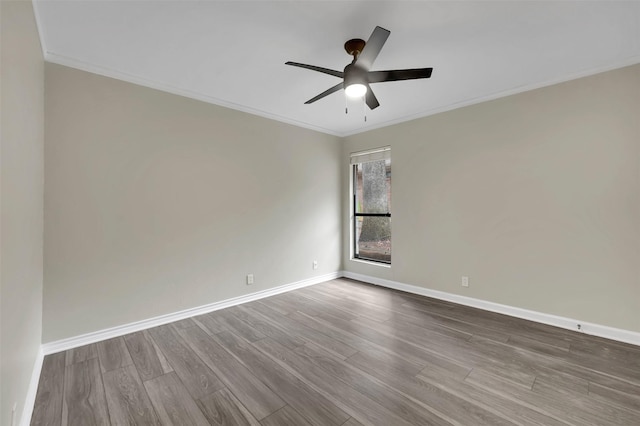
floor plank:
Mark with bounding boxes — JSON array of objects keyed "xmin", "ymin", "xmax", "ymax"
[
  {"xmin": 124, "ymin": 331, "xmax": 172, "ymax": 382},
  {"xmin": 340, "ymin": 418, "xmax": 366, "ymax": 426},
  {"xmin": 30, "ymin": 353, "xmax": 65, "ymax": 426},
  {"xmin": 148, "ymin": 324, "xmax": 224, "ymax": 399},
  {"xmin": 65, "ymin": 344, "xmax": 97, "ymax": 366},
  {"xmin": 469, "ymin": 367, "xmax": 639, "ymax": 425},
  {"xmin": 416, "ymin": 366, "xmax": 567, "ymax": 426},
  {"xmin": 588, "ymin": 381, "xmax": 640, "ymax": 413},
  {"xmin": 144, "ymin": 372, "xmax": 209, "ymax": 426},
  {"xmin": 213, "ymin": 330, "xmax": 350, "ymax": 426},
  {"xmin": 345, "ymin": 346, "xmax": 439, "ymax": 380},
  {"xmin": 250, "ymin": 301, "xmax": 359, "ymax": 359},
  {"xmin": 63, "ymin": 358, "xmax": 110, "ymax": 426},
  {"xmin": 179, "ymin": 325, "xmax": 286, "ymax": 420},
  {"xmin": 296, "ymin": 285, "xmax": 393, "ymax": 323},
  {"xmin": 321, "ymin": 343, "xmax": 461, "ymax": 425},
  {"xmin": 97, "ymin": 337, "xmax": 133, "ymax": 373},
  {"xmin": 193, "ymin": 312, "xmax": 228, "ymax": 335},
  {"xmin": 260, "ymin": 406, "xmax": 312, "ymax": 426},
  {"xmin": 234, "ymin": 304, "xmax": 307, "ymax": 349},
  {"xmin": 255, "ymin": 338, "xmax": 443, "ymax": 426},
  {"xmin": 277, "ymin": 291, "xmax": 359, "ymax": 323},
  {"xmin": 170, "ymin": 318, "xmax": 196, "ymax": 330},
  {"xmin": 287, "ymin": 309, "xmax": 436, "ymax": 369},
  {"xmin": 103, "ymin": 364, "xmax": 159, "ymax": 425},
  {"xmin": 197, "ymin": 388, "xmax": 260, "ymax": 426},
  {"xmin": 215, "ymin": 307, "xmax": 267, "ymax": 342}
]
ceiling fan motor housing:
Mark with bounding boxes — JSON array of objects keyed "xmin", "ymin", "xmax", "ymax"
[{"xmin": 344, "ymin": 63, "xmax": 368, "ymax": 88}]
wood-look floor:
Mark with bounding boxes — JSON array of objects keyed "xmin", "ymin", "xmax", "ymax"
[{"xmin": 31, "ymin": 278, "xmax": 640, "ymax": 425}]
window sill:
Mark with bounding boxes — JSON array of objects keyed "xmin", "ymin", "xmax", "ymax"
[{"xmin": 350, "ymin": 258, "xmax": 391, "ymax": 268}]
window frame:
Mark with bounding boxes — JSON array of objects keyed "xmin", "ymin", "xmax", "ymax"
[{"xmin": 350, "ymin": 147, "xmax": 391, "ymax": 265}]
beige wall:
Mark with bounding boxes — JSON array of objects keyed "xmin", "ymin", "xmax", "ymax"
[
  {"xmin": 44, "ymin": 64, "xmax": 342, "ymax": 342},
  {"xmin": 343, "ymin": 64, "xmax": 640, "ymax": 332},
  {"xmin": 1, "ymin": 0, "xmax": 45, "ymax": 424}
]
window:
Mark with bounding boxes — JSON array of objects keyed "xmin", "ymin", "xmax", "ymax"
[{"xmin": 351, "ymin": 147, "xmax": 391, "ymax": 264}]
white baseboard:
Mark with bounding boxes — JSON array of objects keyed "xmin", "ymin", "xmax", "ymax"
[
  {"xmin": 19, "ymin": 346, "xmax": 44, "ymax": 426},
  {"xmin": 41, "ymin": 271, "xmax": 340, "ymax": 355},
  {"xmin": 341, "ymin": 271, "xmax": 640, "ymax": 347}
]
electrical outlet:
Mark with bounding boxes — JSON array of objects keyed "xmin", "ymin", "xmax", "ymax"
[
  {"xmin": 461, "ymin": 276, "xmax": 469, "ymax": 287},
  {"xmin": 313, "ymin": 260, "xmax": 318, "ymax": 270},
  {"xmin": 246, "ymin": 274, "xmax": 254, "ymax": 285}
]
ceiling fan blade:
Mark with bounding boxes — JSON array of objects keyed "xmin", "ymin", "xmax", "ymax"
[
  {"xmin": 368, "ymin": 68, "xmax": 433, "ymax": 83},
  {"xmin": 365, "ymin": 85, "xmax": 380, "ymax": 110},
  {"xmin": 304, "ymin": 82, "xmax": 344, "ymax": 104},
  {"xmin": 285, "ymin": 61, "xmax": 344, "ymax": 78},
  {"xmin": 356, "ymin": 26, "xmax": 390, "ymax": 70}
]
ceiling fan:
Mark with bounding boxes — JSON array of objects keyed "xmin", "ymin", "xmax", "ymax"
[{"xmin": 286, "ymin": 26, "xmax": 433, "ymax": 110}]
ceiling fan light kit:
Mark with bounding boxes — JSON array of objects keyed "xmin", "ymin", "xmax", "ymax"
[
  {"xmin": 345, "ymin": 83, "xmax": 367, "ymax": 98},
  {"xmin": 286, "ymin": 26, "xmax": 433, "ymax": 111}
]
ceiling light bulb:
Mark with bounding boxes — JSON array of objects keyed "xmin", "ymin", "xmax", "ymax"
[{"xmin": 345, "ymin": 83, "xmax": 367, "ymax": 98}]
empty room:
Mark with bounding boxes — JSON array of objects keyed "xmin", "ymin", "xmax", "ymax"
[{"xmin": 2, "ymin": 1, "xmax": 639, "ymax": 425}]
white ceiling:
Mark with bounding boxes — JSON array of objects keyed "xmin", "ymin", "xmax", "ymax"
[{"xmin": 34, "ymin": 1, "xmax": 640, "ymax": 136}]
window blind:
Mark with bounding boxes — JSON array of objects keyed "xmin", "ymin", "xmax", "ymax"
[{"xmin": 349, "ymin": 146, "xmax": 391, "ymax": 164}]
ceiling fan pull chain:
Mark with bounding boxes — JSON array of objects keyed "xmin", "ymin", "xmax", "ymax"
[{"xmin": 363, "ymin": 95, "xmax": 367, "ymax": 122}]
